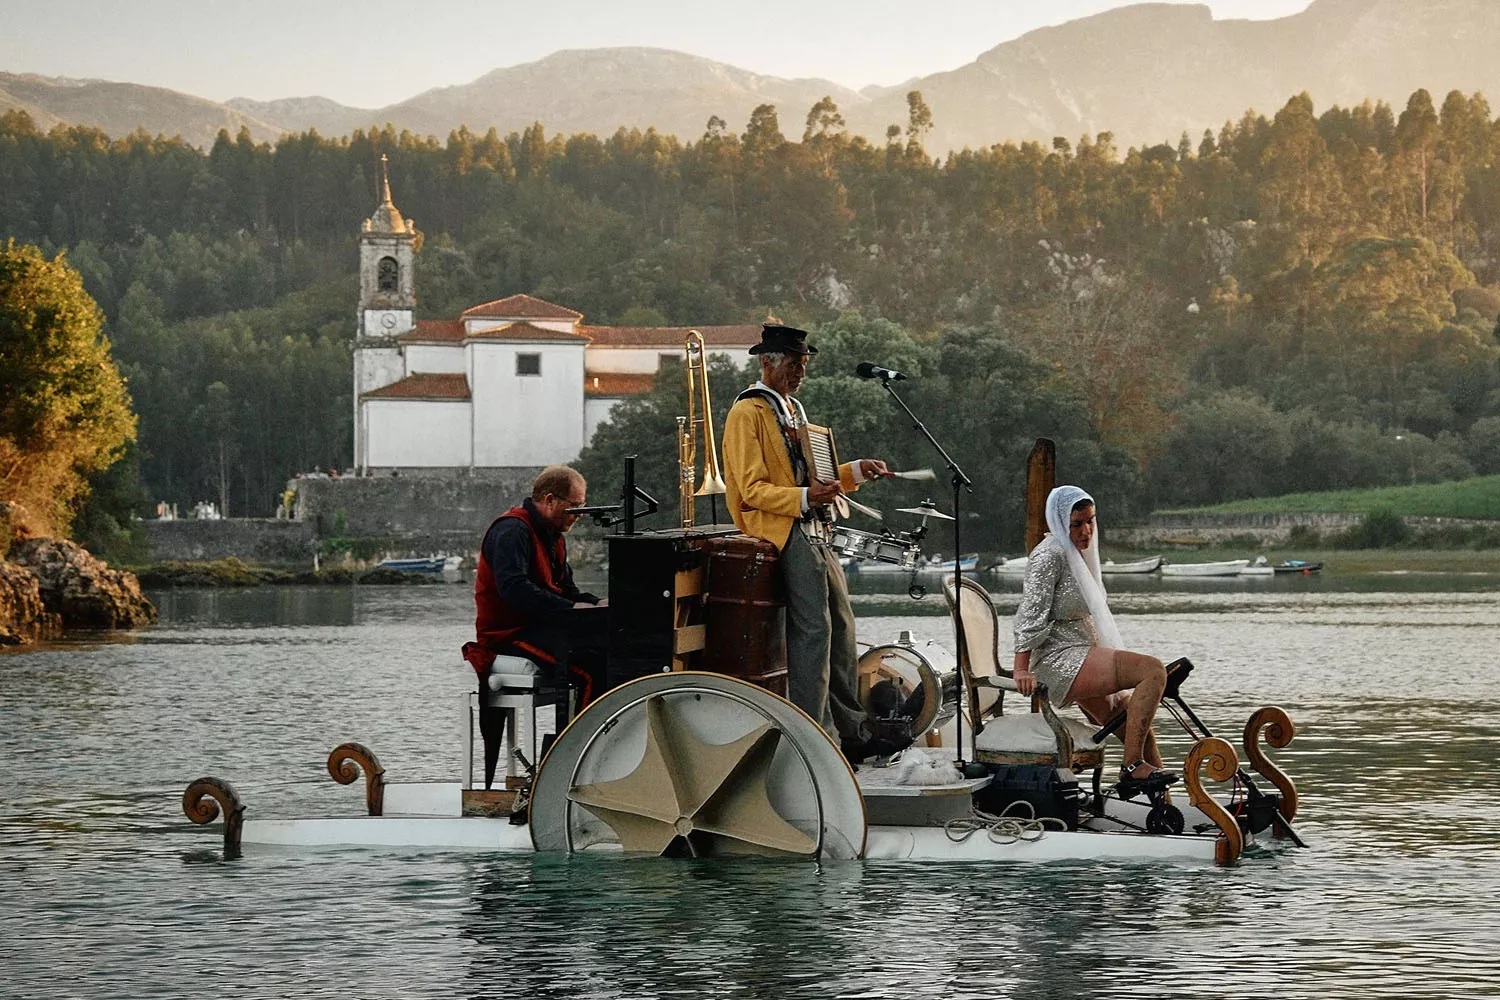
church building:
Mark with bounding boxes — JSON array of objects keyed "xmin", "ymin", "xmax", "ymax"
[{"xmin": 352, "ymin": 160, "xmax": 760, "ymax": 474}]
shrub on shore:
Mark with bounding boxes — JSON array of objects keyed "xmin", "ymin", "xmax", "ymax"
[{"xmin": 1332, "ymin": 509, "xmax": 1411, "ymax": 549}]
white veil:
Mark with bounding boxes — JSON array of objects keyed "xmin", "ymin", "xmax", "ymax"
[{"xmin": 1044, "ymin": 485, "xmax": 1124, "ymax": 650}]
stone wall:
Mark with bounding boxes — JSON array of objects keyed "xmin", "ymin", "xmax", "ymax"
[
  {"xmin": 289, "ymin": 468, "xmax": 542, "ymax": 553},
  {"xmin": 1113, "ymin": 511, "xmax": 1496, "ymax": 547},
  {"xmin": 143, "ymin": 518, "xmax": 317, "ymax": 566}
]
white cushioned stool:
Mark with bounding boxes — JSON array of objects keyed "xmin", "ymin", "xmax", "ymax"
[
  {"xmin": 461, "ymin": 655, "xmax": 572, "ymax": 789},
  {"xmin": 973, "ymin": 713, "xmax": 1104, "ymax": 758}
]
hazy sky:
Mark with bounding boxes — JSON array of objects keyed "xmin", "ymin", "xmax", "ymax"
[{"xmin": 3, "ymin": 0, "xmax": 1314, "ymax": 108}]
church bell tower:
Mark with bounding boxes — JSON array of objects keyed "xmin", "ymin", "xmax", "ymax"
[
  {"xmin": 358, "ymin": 154, "xmax": 418, "ymax": 337},
  {"xmin": 353, "ymin": 155, "xmax": 419, "ymax": 473}
]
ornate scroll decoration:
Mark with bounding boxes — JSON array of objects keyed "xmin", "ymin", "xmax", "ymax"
[
  {"xmin": 1183, "ymin": 737, "xmax": 1244, "ymax": 867},
  {"xmin": 183, "ymin": 777, "xmax": 245, "ymax": 858},
  {"xmin": 327, "ymin": 742, "xmax": 385, "ymax": 817},
  {"xmin": 1244, "ymin": 706, "xmax": 1299, "ymax": 824}
]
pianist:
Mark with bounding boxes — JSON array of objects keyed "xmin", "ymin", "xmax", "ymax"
[{"xmin": 467, "ymin": 465, "xmax": 608, "ymax": 707}]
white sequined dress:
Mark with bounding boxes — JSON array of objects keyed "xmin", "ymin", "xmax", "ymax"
[{"xmin": 1012, "ymin": 534, "xmax": 1097, "ymax": 706}]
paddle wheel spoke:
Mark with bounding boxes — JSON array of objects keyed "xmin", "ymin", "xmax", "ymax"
[{"xmin": 567, "ymin": 693, "xmax": 816, "ymax": 857}]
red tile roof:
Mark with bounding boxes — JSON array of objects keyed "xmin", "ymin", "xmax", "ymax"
[
  {"xmin": 581, "ymin": 324, "xmax": 762, "ymax": 348},
  {"xmin": 461, "ymin": 293, "xmax": 583, "ymax": 320},
  {"xmin": 585, "ymin": 372, "xmax": 658, "ymax": 397},
  {"xmin": 467, "ymin": 321, "xmax": 590, "ymax": 343},
  {"xmin": 361, "ymin": 373, "xmax": 471, "ymax": 401},
  {"xmin": 398, "ymin": 319, "xmax": 466, "ymax": 343}
]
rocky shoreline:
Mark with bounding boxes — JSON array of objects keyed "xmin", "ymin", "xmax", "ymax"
[{"xmin": 0, "ymin": 537, "xmax": 158, "ymax": 645}]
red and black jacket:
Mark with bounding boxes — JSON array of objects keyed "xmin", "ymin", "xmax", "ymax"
[{"xmin": 470, "ymin": 499, "xmax": 594, "ymax": 665}]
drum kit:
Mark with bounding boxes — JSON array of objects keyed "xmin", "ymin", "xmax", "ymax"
[
  {"xmin": 857, "ymin": 630, "xmax": 962, "ymax": 750},
  {"xmin": 829, "ymin": 496, "xmax": 955, "ymax": 573}
]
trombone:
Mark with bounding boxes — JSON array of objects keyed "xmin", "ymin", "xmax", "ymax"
[{"xmin": 679, "ymin": 329, "xmax": 726, "ymax": 528}]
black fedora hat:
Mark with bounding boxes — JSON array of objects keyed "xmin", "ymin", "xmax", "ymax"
[{"xmin": 748, "ymin": 324, "xmax": 817, "ymax": 356}]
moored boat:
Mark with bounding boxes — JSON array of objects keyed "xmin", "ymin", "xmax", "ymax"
[
  {"xmin": 1239, "ymin": 556, "xmax": 1275, "ymax": 577},
  {"xmin": 378, "ymin": 555, "xmax": 463, "ymax": 574},
  {"xmin": 1101, "ymin": 554, "xmax": 1163, "ymax": 574},
  {"xmin": 1160, "ymin": 558, "xmax": 1250, "ymax": 577},
  {"xmin": 1274, "ymin": 559, "xmax": 1323, "ymax": 574}
]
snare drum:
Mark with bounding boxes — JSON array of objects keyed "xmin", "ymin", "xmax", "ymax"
[
  {"xmin": 857, "ymin": 634, "xmax": 960, "ymax": 736},
  {"xmin": 830, "ymin": 526, "xmax": 921, "ymax": 570}
]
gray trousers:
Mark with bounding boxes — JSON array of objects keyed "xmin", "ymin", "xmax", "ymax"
[{"xmin": 780, "ymin": 528, "xmax": 868, "ymax": 744}]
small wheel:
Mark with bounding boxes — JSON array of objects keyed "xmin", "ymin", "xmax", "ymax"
[
  {"xmin": 1146, "ymin": 801, "xmax": 1185, "ymax": 835},
  {"xmin": 529, "ymin": 672, "xmax": 867, "ymax": 860}
]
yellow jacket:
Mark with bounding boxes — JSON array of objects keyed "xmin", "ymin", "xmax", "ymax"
[{"xmin": 722, "ymin": 394, "xmax": 860, "ymax": 551}]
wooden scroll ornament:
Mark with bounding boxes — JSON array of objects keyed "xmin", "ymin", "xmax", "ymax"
[
  {"xmin": 328, "ymin": 741, "xmax": 385, "ymax": 817},
  {"xmin": 1183, "ymin": 737, "xmax": 1244, "ymax": 867},
  {"xmin": 1244, "ymin": 706, "xmax": 1299, "ymax": 825},
  {"xmin": 183, "ymin": 777, "xmax": 245, "ymax": 857}
]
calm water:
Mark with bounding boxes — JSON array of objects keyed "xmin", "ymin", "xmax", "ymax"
[{"xmin": 3, "ymin": 573, "xmax": 1499, "ymax": 999}]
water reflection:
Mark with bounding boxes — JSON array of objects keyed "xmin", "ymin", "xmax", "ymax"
[{"xmin": 2, "ymin": 583, "xmax": 1499, "ymax": 998}]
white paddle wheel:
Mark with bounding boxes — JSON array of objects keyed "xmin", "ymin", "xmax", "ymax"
[{"xmin": 528, "ymin": 672, "xmax": 867, "ymax": 860}]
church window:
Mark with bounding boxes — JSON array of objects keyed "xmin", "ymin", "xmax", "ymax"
[
  {"xmin": 516, "ymin": 353, "xmax": 542, "ymax": 376},
  {"xmin": 377, "ymin": 256, "xmax": 399, "ymax": 293}
]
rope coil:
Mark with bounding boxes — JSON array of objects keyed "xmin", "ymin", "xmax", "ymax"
[{"xmin": 943, "ymin": 799, "xmax": 1068, "ymax": 845}]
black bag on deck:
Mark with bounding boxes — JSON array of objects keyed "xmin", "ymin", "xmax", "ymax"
[{"xmin": 973, "ymin": 764, "xmax": 1081, "ymax": 831}]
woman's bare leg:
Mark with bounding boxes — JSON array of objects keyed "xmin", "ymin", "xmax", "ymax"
[
  {"xmin": 1067, "ymin": 648, "xmax": 1167, "ymax": 776},
  {"xmin": 1077, "ymin": 694, "xmax": 1164, "ymax": 769}
]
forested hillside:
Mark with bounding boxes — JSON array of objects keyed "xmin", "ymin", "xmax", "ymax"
[{"xmin": 3, "ymin": 85, "xmax": 1499, "ymax": 545}]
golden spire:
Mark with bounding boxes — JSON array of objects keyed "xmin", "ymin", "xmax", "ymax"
[{"xmin": 363, "ymin": 153, "xmax": 411, "ymax": 236}]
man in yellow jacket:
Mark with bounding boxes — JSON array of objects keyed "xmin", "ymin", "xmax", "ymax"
[{"xmin": 722, "ymin": 324, "xmax": 889, "ymax": 760}]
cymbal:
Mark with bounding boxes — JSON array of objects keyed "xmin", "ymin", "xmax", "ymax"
[{"xmin": 895, "ymin": 504, "xmax": 955, "ymax": 521}]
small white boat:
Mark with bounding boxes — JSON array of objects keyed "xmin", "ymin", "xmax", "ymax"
[
  {"xmin": 379, "ymin": 555, "xmax": 463, "ymax": 574},
  {"xmin": 925, "ymin": 554, "xmax": 980, "ymax": 575},
  {"xmin": 1239, "ymin": 556, "xmax": 1275, "ymax": 577},
  {"xmin": 989, "ymin": 556, "xmax": 1028, "ymax": 575},
  {"xmin": 1101, "ymin": 555, "xmax": 1163, "ymax": 574},
  {"xmin": 1160, "ymin": 559, "xmax": 1250, "ymax": 577}
]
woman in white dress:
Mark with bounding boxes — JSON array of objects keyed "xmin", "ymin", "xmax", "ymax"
[{"xmin": 1011, "ymin": 485, "xmax": 1177, "ymax": 797}]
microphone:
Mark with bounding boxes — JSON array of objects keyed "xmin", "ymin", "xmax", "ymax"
[{"xmin": 855, "ymin": 362, "xmax": 908, "ymax": 381}]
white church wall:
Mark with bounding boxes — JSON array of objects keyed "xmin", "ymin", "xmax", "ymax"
[
  {"xmin": 404, "ymin": 345, "xmax": 466, "ymax": 374},
  {"xmin": 584, "ymin": 397, "xmax": 622, "ymax": 443},
  {"xmin": 470, "ymin": 342, "xmax": 585, "ymax": 466},
  {"xmin": 364, "ymin": 400, "xmax": 471, "ymax": 467},
  {"xmin": 585, "ymin": 347, "xmax": 752, "ymax": 374},
  {"xmin": 355, "ymin": 347, "xmax": 405, "ymax": 394}
]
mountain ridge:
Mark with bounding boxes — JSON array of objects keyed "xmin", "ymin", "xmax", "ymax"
[{"xmin": 6, "ymin": 0, "xmax": 1500, "ymax": 152}]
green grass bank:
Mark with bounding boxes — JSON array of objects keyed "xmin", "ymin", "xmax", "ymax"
[{"xmin": 1165, "ymin": 476, "xmax": 1500, "ymax": 519}]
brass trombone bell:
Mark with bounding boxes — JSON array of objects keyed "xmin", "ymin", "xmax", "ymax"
[{"xmin": 679, "ymin": 330, "xmax": 726, "ymax": 528}]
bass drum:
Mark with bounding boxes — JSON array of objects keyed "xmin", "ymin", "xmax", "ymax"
[{"xmin": 857, "ymin": 634, "xmax": 960, "ymax": 738}]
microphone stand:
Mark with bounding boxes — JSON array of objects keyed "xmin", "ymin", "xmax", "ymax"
[{"xmin": 874, "ymin": 376, "xmax": 980, "ymax": 775}]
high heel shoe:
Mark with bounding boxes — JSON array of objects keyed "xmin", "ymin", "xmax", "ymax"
[{"xmin": 1115, "ymin": 759, "xmax": 1179, "ymax": 799}]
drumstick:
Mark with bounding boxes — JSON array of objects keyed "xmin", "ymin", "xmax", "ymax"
[
  {"xmin": 845, "ymin": 496, "xmax": 883, "ymax": 521},
  {"xmin": 888, "ymin": 468, "xmax": 936, "ymax": 481}
]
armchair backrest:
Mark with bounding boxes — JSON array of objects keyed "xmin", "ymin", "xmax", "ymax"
[{"xmin": 943, "ymin": 575, "xmax": 1004, "ymax": 729}]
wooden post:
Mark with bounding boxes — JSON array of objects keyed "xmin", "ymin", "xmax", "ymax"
[{"xmin": 1024, "ymin": 438, "xmax": 1056, "ymax": 553}]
